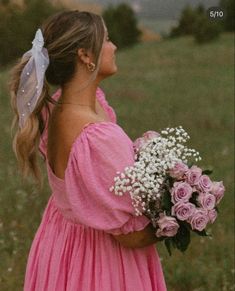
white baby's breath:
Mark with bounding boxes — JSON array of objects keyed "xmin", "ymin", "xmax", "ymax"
[{"xmin": 109, "ymin": 126, "xmax": 201, "ymax": 221}]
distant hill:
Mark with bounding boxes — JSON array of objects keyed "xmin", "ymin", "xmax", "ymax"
[
  {"xmin": 51, "ymin": 0, "xmax": 221, "ymax": 36},
  {"xmin": 8, "ymin": 0, "xmax": 221, "ymax": 37},
  {"xmin": 72, "ymin": 0, "xmax": 220, "ymax": 20},
  {"xmin": 9, "ymin": 0, "xmax": 221, "ymax": 20}
]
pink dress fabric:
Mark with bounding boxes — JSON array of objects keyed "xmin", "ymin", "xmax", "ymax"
[{"xmin": 23, "ymin": 87, "xmax": 167, "ymax": 291}]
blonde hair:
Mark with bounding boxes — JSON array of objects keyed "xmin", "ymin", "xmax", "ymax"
[{"xmin": 9, "ymin": 10, "xmax": 106, "ymax": 186}]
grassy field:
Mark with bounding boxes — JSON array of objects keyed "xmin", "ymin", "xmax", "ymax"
[{"xmin": 0, "ymin": 33, "xmax": 234, "ymax": 290}]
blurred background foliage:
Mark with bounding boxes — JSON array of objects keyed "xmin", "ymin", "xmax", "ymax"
[
  {"xmin": 0, "ymin": 0, "xmax": 234, "ymax": 67},
  {"xmin": 169, "ymin": 4, "xmax": 222, "ymax": 42},
  {"xmin": 168, "ymin": 0, "xmax": 234, "ymax": 43},
  {"xmin": 102, "ymin": 3, "xmax": 141, "ymax": 49},
  {"xmin": 219, "ymin": 0, "xmax": 235, "ymax": 31},
  {"xmin": 0, "ymin": 0, "xmax": 234, "ymax": 290},
  {"xmin": 0, "ymin": 0, "xmax": 61, "ymax": 66}
]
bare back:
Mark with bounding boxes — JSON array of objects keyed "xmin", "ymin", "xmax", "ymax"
[{"xmin": 47, "ymin": 100, "xmax": 110, "ymax": 180}]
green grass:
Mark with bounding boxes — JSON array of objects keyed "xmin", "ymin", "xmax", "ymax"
[{"xmin": 0, "ymin": 33, "xmax": 234, "ymax": 290}]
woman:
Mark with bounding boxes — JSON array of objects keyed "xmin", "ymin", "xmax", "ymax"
[{"xmin": 10, "ymin": 10, "xmax": 167, "ymax": 291}]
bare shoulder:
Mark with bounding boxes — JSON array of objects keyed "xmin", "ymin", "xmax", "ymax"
[
  {"xmin": 55, "ymin": 107, "xmax": 105, "ymax": 141},
  {"xmin": 47, "ymin": 106, "xmax": 106, "ymax": 178}
]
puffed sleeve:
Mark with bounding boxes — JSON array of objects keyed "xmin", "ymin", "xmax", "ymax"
[{"xmin": 64, "ymin": 122, "xmax": 150, "ymax": 235}]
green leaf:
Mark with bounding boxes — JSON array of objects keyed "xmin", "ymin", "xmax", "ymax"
[
  {"xmin": 174, "ymin": 223, "xmax": 191, "ymax": 252},
  {"xmin": 188, "ymin": 161, "xmax": 194, "ymax": 168},
  {"xmin": 202, "ymin": 169, "xmax": 213, "ymax": 175},
  {"xmin": 171, "ymin": 238, "xmax": 177, "ymax": 248},
  {"xmin": 190, "ymin": 192, "xmax": 200, "ymax": 205},
  {"xmin": 165, "ymin": 239, "xmax": 172, "ymax": 256},
  {"xmin": 161, "ymin": 191, "xmax": 173, "ymax": 211}
]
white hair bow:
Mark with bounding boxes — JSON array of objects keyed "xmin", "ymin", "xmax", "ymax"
[{"xmin": 16, "ymin": 29, "xmax": 49, "ymax": 128}]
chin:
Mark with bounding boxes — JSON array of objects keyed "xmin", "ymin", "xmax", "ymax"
[
  {"xmin": 98, "ymin": 66, "xmax": 118, "ymax": 80},
  {"xmin": 111, "ymin": 65, "xmax": 118, "ymax": 75}
]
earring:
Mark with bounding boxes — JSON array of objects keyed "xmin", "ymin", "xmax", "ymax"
[{"xmin": 87, "ymin": 62, "xmax": 96, "ymax": 72}]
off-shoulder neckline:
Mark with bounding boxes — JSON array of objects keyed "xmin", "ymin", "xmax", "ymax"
[{"xmin": 46, "ymin": 121, "xmax": 117, "ymax": 183}]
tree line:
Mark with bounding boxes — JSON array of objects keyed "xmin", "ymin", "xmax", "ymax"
[{"xmin": 0, "ymin": 0, "xmax": 234, "ymax": 67}]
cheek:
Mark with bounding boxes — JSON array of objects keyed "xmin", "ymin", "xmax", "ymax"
[
  {"xmin": 102, "ymin": 47, "xmax": 112, "ymax": 61},
  {"xmin": 100, "ymin": 54, "xmax": 108, "ymax": 67},
  {"xmin": 99, "ymin": 52, "xmax": 116, "ymax": 71},
  {"xmin": 99, "ymin": 48, "xmax": 107, "ymax": 67}
]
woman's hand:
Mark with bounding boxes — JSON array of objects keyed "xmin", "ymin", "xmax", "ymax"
[{"xmin": 112, "ymin": 223, "xmax": 164, "ymax": 248}]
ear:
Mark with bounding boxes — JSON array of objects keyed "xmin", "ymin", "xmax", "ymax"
[{"xmin": 77, "ymin": 48, "xmax": 93, "ymax": 65}]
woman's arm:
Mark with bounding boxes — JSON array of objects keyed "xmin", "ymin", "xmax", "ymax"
[{"xmin": 112, "ymin": 223, "xmax": 163, "ymax": 248}]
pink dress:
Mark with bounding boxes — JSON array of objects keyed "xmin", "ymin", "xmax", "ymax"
[{"xmin": 23, "ymin": 87, "xmax": 167, "ymax": 291}]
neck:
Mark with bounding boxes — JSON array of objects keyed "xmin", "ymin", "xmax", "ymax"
[{"xmin": 60, "ymin": 74, "xmax": 100, "ymax": 113}]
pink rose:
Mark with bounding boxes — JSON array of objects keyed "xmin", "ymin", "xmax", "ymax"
[
  {"xmin": 188, "ymin": 209, "xmax": 209, "ymax": 231},
  {"xmin": 133, "ymin": 131, "xmax": 160, "ymax": 151},
  {"xmin": 197, "ymin": 192, "xmax": 216, "ymax": 210},
  {"xmin": 169, "ymin": 161, "xmax": 189, "ymax": 179},
  {"xmin": 207, "ymin": 209, "xmax": 218, "ymax": 223},
  {"xmin": 156, "ymin": 213, "xmax": 180, "ymax": 238},
  {"xmin": 185, "ymin": 165, "xmax": 202, "ymax": 185},
  {"xmin": 211, "ymin": 181, "xmax": 225, "ymax": 204},
  {"xmin": 196, "ymin": 175, "xmax": 213, "ymax": 193},
  {"xmin": 143, "ymin": 130, "xmax": 160, "ymax": 141},
  {"xmin": 171, "ymin": 181, "xmax": 193, "ymax": 204},
  {"xmin": 133, "ymin": 137, "xmax": 146, "ymax": 151},
  {"xmin": 171, "ymin": 202, "xmax": 196, "ymax": 221}
]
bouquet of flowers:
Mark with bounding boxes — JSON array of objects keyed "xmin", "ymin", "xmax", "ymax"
[{"xmin": 109, "ymin": 126, "xmax": 225, "ymax": 255}]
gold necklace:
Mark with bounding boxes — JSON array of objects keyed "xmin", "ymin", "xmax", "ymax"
[{"xmin": 57, "ymin": 102, "xmax": 93, "ymax": 107}]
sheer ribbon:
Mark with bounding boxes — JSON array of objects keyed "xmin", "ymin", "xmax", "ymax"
[{"xmin": 16, "ymin": 29, "xmax": 49, "ymax": 128}]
